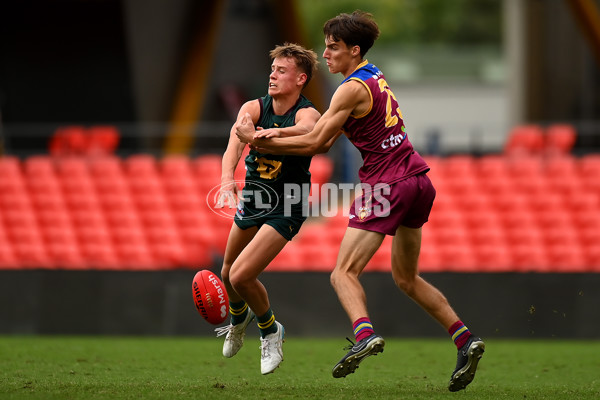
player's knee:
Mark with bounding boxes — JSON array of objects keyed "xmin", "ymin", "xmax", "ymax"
[
  {"xmin": 220, "ymin": 264, "xmax": 232, "ymax": 286},
  {"xmin": 228, "ymin": 269, "xmax": 245, "ymax": 292},
  {"xmin": 329, "ymin": 269, "xmax": 339, "ymax": 289},
  {"xmin": 393, "ymin": 272, "xmax": 416, "ymax": 295},
  {"xmin": 330, "ymin": 266, "xmax": 357, "ymax": 289}
]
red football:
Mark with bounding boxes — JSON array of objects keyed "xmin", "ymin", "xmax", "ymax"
[{"xmin": 192, "ymin": 270, "xmax": 229, "ymax": 325}]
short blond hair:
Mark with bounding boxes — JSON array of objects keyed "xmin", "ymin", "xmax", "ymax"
[{"xmin": 270, "ymin": 43, "xmax": 319, "ymax": 88}]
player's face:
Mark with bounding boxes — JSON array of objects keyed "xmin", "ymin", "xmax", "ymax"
[
  {"xmin": 323, "ymin": 36, "xmax": 357, "ymax": 77},
  {"xmin": 268, "ymin": 57, "xmax": 303, "ymax": 97}
]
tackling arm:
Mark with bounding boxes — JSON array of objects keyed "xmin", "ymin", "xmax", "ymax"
[{"xmin": 236, "ymin": 82, "xmax": 365, "ymax": 156}]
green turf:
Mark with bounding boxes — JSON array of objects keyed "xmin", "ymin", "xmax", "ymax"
[{"xmin": 1, "ymin": 336, "xmax": 599, "ymax": 399}]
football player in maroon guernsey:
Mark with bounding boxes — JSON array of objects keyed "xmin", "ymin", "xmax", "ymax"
[{"xmin": 236, "ymin": 10, "xmax": 485, "ymax": 391}]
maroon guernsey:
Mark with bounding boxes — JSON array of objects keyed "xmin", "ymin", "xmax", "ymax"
[{"xmin": 341, "ymin": 60, "xmax": 429, "ymax": 187}]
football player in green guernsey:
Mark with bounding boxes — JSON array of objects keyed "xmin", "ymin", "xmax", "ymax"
[{"xmin": 214, "ymin": 43, "xmax": 336, "ymax": 375}]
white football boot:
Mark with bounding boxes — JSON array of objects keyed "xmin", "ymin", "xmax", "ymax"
[
  {"xmin": 260, "ymin": 321, "xmax": 285, "ymax": 375},
  {"xmin": 214, "ymin": 310, "xmax": 255, "ymax": 358}
]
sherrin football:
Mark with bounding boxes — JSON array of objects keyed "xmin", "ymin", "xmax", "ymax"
[{"xmin": 192, "ymin": 270, "xmax": 229, "ymax": 325}]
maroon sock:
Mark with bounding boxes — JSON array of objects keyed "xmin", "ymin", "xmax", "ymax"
[
  {"xmin": 353, "ymin": 317, "xmax": 375, "ymax": 342},
  {"xmin": 448, "ymin": 320, "xmax": 471, "ymax": 349}
]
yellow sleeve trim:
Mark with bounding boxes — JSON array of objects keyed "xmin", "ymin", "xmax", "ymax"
[{"xmin": 345, "ymin": 78, "xmax": 372, "ymax": 119}]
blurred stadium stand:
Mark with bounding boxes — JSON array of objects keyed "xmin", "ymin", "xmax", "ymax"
[
  {"xmin": 1, "ymin": 128, "xmax": 600, "ymax": 272},
  {"xmin": 1, "ymin": 0, "xmax": 600, "ymax": 338}
]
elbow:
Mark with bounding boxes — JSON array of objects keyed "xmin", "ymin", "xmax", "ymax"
[
  {"xmin": 304, "ymin": 143, "xmax": 321, "ymax": 156},
  {"xmin": 315, "ymin": 142, "xmax": 332, "ymax": 154}
]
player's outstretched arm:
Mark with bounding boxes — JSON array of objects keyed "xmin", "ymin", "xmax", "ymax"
[
  {"xmin": 253, "ymin": 107, "xmax": 321, "ymax": 139},
  {"xmin": 236, "ymin": 82, "xmax": 365, "ymax": 156}
]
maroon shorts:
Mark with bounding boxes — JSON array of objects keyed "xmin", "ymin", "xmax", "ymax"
[{"xmin": 348, "ymin": 173, "xmax": 436, "ymax": 235}]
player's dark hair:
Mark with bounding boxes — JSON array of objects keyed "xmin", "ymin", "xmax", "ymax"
[
  {"xmin": 323, "ymin": 10, "xmax": 380, "ymax": 58},
  {"xmin": 270, "ymin": 43, "xmax": 319, "ymax": 88}
]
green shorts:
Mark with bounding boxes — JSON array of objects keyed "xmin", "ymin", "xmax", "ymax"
[
  {"xmin": 233, "ymin": 196, "xmax": 306, "ymax": 241},
  {"xmin": 233, "ymin": 206, "xmax": 306, "ymax": 240}
]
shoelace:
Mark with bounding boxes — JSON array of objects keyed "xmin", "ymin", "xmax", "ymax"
[
  {"xmin": 342, "ymin": 337, "xmax": 355, "ymax": 351},
  {"xmin": 214, "ymin": 324, "xmax": 234, "ymax": 337},
  {"xmin": 260, "ymin": 337, "xmax": 270, "ymax": 358}
]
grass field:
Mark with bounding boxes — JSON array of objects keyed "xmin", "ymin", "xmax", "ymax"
[{"xmin": 1, "ymin": 336, "xmax": 599, "ymax": 399}]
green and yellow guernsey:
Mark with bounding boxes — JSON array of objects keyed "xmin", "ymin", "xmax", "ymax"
[{"xmin": 243, "ymin": 94, "xmax": 314, "ymax": 201}]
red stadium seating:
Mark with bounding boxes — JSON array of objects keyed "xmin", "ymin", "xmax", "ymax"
[
  {"xmin": 310, "ymin": 155, "xmax": 334, "ymax": 187},
  {"xmin": 50, "ymin": 125, "xmax": 120, "ymax": 156},
  {"xmin": 3, "ymin": 151, "xmax": 600, "ymax": 272},
  {"xmin": 504, "ymin": 125, "xmax": 545, "ymax": 155},
  {"xmin": 545, "ymin": 124, "xmax": 576, "ymax": 155},
  {"xmin": 87, "ymin": 125, "xmax": 120, "ymax": 156}
]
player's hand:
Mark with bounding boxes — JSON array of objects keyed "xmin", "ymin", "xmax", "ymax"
[
  {"xmin": 253, "ymin": 127, "xmax": 280, "ymax": 139},
  {"xmin": 235, "ymin": 112, "xmax": 255, "ymax": 143},
  {"xmin": 215, "ymin": 181, "xmax": 238, "ymax": 208}
]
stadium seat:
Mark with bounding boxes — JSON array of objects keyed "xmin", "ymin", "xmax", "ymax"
[
  {"xmin": 7, "ymin": 222, "xmax": 51, "ymax": 268},
  {"xmin": 544, "ymin": 155, "xmax": 578, "ymax": 179},
  {"xmin": 194, "ymin": 154, "xmax": 222, "ymax": 175},
  {"xmin": 24, "ymin": 155, "xmax": 56, "ymax": 176},
  {"xmin": 524, "ymin": 192, "xmax": 564, "ymax": 213},
  {"xmin": 541, "ymin": 225, "xmax": 579, "ymax": 248},
  {"xmin": 194, "ymin": 154, "xmax": 223, "ymax": 194},
  {"xmin": 427, "ymin": 208, "xmax": 464, "ymax": 229},
  {"xmin": 110, "ymin": 219, "xmax": 156, "ymax": 269},
  {"xmin": 114, "ymin": 241, "xmax": 157, "ymax": 270},
  {"xmin": 160, "ymin": 155, "xmax": 193, "ymax": 177},
  {"xmin": 473, "ymin": 243, "xmax": 513, "ymax": 272},
  {"xmin": 49, "ymin": 126, "xmax": 88, "ymax": 156},
  {"xmin": 418, "ymin": 242, "xmax": 444, "ymax": 272},
  {"xmin": 578, "ymin": 154, "xmax": 600, "ymax": 177},
  {"xmin": 547, "ymin": 175, "xmax": 584, "ymax": 198},
  {"xmin": 130, "ymin": 180, "xmax": 169, "ymax": 214},
  {"xmin": 269, "ymin": 244, "xmax": 306, "ymax": 271},
  {"xmin": 89, "ymin": 156, "xmax": 124, "ymax": 178},
  {"xmin": 488, "ymin": 192, "xmax": 530, "ymax": 215},
  {"xmin": 45, "ymin": 240, "xmax": 86, "ymax": 269},
  {"xmin": 502, "ymin": 221, "xmax": 544, "ymax": 249},
  {"xmin": 366, "ymin": 237, "xmax": 392, "ymax": 271},
  {"xmin": 124, "ymin": 154, "xmax": 159, "ymax": 178},
  {"xmin": 429, "ymin": 225, "xmax": 470, "ymax": 249},
  {"xmin": 506, "ymin": 155, "xmax": 545, "ymax": 178},
  {"xmin": 56, "ymin": 156, "xmax": 90, "ymax": 177},
  {"xmin": 435, "ymin": 242, "xmax": 479, "ymax": 271},
  {"xmin": 0, "ymin": 239, "xmax": 18, "ymax": 269},
  {"xmin": 504, "ymin": 124, "xmax": 545, "ymax": 155},
  {"xmin": 299, "ymin": 241, "xmax": 338, "ymax": 271},
  {"xmin": 79, "ymin": 241, "xmax": 120, "ymax": 269},
  {"xmin": 476, "ymin": 155, "xmax": 509, "ymax": 179},
  {"xmin": 310, "ymin": 155, "xmax": 334, "ymax": 187},
  {"xmin": 145, "ymin": 226, "xmax": 186, "ymax": 268},
  {"xmin": 467, "ymin": 223, "xmax": 506, "ymax": 247},
  {"xmin": 545, "ymin": 124, "xmax": 576, "ymax": 155},
  {"xmin": 0, "ymin": 156, "xmax": 21, "ymax": 175},
  {"xmin": 478, "ymin": 173, "xmax": 513, "ymax": 197},
  {"xmin": 531, "ymin": 208, "xmax": 571, "ymax": 230},
  {"xmin": 180, "ymin": 242, "xmax": 213, "ymax": 268},
  {"xmin": 440, "ymin": 154, "xmax": 476, "ymax": 178},
  {"xmin": 583, "ymin": 244, "xmax": 600, "ymax": 270},
  {"xmin": 86, "ymin": 125, "xmax": 120, "ymax": 156},
  {"xmin": 578, "ymin": 154, "xmax": 600, "ymax": 195},
  {"xmin": 545, "ymin": 243, "xmax": 587, "ymax": 272},
  {"xmin": 509, "ymin": 242, "xmax": 550, "ymax": 272},
  {"xmin": 456, "ymin": 193, "xmax": 493, "ymax": 217}
]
